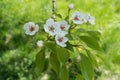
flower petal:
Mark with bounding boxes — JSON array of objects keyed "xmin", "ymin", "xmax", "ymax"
[
  {"xmin": 35, "ymin": 24, "xmax": 39, "ymax": 32},
  {"xmin": 46, "ymin": 18, "xmax": 54, "ymax": 25}
]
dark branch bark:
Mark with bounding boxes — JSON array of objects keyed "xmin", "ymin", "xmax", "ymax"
[{"xmin": 52, "ymin": 0, "xmax": 56, "ymax": 14}]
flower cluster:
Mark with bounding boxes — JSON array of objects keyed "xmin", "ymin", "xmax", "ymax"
[
  {"xmin": 72, "ymin": 11, "xmax": 95, "ymax": 25},
  {"xmin": 44, "ymin": 18, "xmax": 69, "ymax": 47},
  {"xmin": 23, "ymin": 4, "xmax": 95, "ymax": 48}
]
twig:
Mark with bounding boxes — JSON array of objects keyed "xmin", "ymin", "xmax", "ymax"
[
  {"xmin": 52, "ymin": 0, "xmax": 56, "ymax": 14},
  {"xmin": 71, "ymin": 44, "xmax": 82, "ymax": 47}
]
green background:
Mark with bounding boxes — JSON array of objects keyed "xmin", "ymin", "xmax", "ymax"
[{"xmin": 0, "ymin": 0, "xmax": 120, "ymax": 80}]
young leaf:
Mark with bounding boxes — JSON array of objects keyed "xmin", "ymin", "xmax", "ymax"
[
  {"xmin": 79, "ymin": 53, "xmax": 94, "ymax": 80},
  {"xmin": 35, "ymin": 48, "xmax": 45, "ymax": 75},
  {"xmin": 80, "ymin": 36, "xmax": 101, "ymax": 51},
  {"xmin": 55, "ymin": 12, "xmax": 62, "ymax": 18},
  {"xmin": 50, "ymin": 53, "xmax": 60, "ymax": 74},
  {"xmin": 59, "ymin": 66, "xmax": 69, "ymax": 80},
  {"xmin": 56, "ymin": 47, "xmax": 70, "ymax": 64}
]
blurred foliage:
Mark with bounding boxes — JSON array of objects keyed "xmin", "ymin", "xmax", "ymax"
[{"xmin": 0, "ymin": 0, "xmax": 120, "ymax": 80}]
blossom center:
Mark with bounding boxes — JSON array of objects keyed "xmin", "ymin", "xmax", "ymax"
[
  {"xmin": 60, "ymin": 25, "xmax": 65, "ymax": 30},
  {"xmin": 49, "ymin": 25, "xmax": 55, "ymax": 32},
  {"xmin": 58, "ymin": 37, "xmax": 63, "ymax": 42},
  {"xmin": 74, "ymin": 16, "xmax": 79, "ymax": 20},
  {"xmin": 29, "ymin": 26, "xmax": 35, "ymax": 32}
]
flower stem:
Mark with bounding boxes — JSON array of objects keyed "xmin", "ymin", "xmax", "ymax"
[
  {"xmin": 68, "ymin": 8, "xmax": 71, "ymax": 23},
  {"xmin": 52, "ymin": 0, "xmax": 56, "ymax": 14}
]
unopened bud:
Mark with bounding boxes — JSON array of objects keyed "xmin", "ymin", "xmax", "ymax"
[
  {"xmin": 51, "ymin": 14, "xmax": 56, "ymax": 19},
  {"xmin": 37, "ymin": 40, "xmax": 43, "ymax": 47},
  {"xmin": 68, "ymin": 4, "xmax": 74, "ymax": 9}
]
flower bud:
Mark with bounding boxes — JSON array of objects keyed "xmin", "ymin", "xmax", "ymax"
[
  {"xmin": 37, "ymin": 40, "xmax": 43, "ymax": 47},
  {"xmin": 68, "ymin": 4, "xmax": 74, "ymax": 9},
  {"xmin": 51, "ymin": 14, "xmax": 56, "ymax": 19}
]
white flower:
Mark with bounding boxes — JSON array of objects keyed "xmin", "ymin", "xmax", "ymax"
[
  {"xmin": 37, "ymin": 40, "xmax": 43, "ymax": 47},
  {"xmin": 58, "ymin": 20, "xmax": 70, "ymax": 31},
  {"xmin": 68, "ymin": 4, "xmax": 74, "ymax": 9},
  {"xmin": 55, "ymin": 33, "xmax": 68, "ymax": 47},
  {"xmin": 85, "ymin": 14, "xmax": 95, "ymax": 25},
  {"xmin": 24, "ymin": 22, "xmax": 39, "ymax": 35},
  {"xmin": 44, "ymin": 18, "xmax": 59, "ymax": 36},
  {"xmin": 72, "ymin": 11, "xmax": 86, "ymax": 24}
]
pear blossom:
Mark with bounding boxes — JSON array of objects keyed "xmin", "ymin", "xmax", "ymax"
[
  {"xmin": 72, "ymin": 11, "xmax": 86, "ymax": 24},
  {"xmin": 37, "ymin": 40, "xmax": 43, "ymax": 47},
  {"xmin": 55, "ymin": 32, "xmax": 68, "ymax": 47},
  {"xmin": 58, "ymin": 20, "xmax": 70, "ymax": 31},
  {"xmin": 44, "ymin": 18, "xmax": 59, "ymax": 36},
  {"xmin": 24, "ymin": 22, "xmax": 39, "ymax": 35},
  {"xmin": 68, "ymin": 4, "xmax": 74, "ymax": 9},
  {"xmin": 85, "ymin": 14, "xmax": 95, "ymax": 25}
]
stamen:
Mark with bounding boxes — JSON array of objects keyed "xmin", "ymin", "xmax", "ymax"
[
  {"xmin": 60, "ymin": 25, "xmax": 65, "ymax": 30},
  {"xmin": 58, "ymin": 37, "xmax": 63, "ymax": 42},
  {"xmin": 29, "ymin": 26, "xmax": 35, "ymax": 32},
  {"xmin": 49, "ymin": 26, "xmax": 55, "ymax": 32},
  {"xmin": 74, "ymin": 16, "xmax": 79, "ymax": 20}
]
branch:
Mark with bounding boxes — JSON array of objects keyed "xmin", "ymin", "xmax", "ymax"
[{"xmin": 52, "ymin": 0, "xmax": 56, "ymax": 14}]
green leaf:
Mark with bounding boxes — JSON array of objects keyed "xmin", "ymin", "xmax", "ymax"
[
  {"xmin": 57, "ymin": 47, "xmax": 70, "ymax": 64},
  {"xmin": 44, "ymin": 41, "xmax": 56, "ymax": 52},
  {"xmin": 35, "ymin": 48, "xmax": 45, "ymax": 75},
  {"xmin": 86, "ymin": 50, "xmax": 98, "ymax": 68},
  {"xmin": 66, "ymin": 42, "xmax": 74, "ymax": 52},
  {"xmin": 76, "ymin": 74, "xmax": 83, "ymax": 80},
  {"xmin": 87, "ymin": 31, "xmax": 100, "ymax": 41},
  {"xmin": 50, "ymin": 53, "xmax": 60, "ymax": 74},
  {"xmin": 66, "ymin": 34, "xmax": 73, "ymax": 40},
  {"xmin": 76, "ymin": 29, "xmax": 100, "ymax": 41},
  {"xmin": 80, "ymin": 36, "xmax": 101, "ymax": 51},
  {"xmin": 55, "ymin": 12, "xmax": 62, "ymax": 18},
  {"xmin": 65, "ymin": 16, "xmax": 69, "ymax": 21},
  {"xmin": 77, "ymin": 28, "xmax": 87, "ymax": 33},
  {"xmin": 79, "ymin": 54, "xmax": 94, "ymax": 80},
  {"xmin": 59, "ymin": 66, "xmax": 69, "ymax": 80}
]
